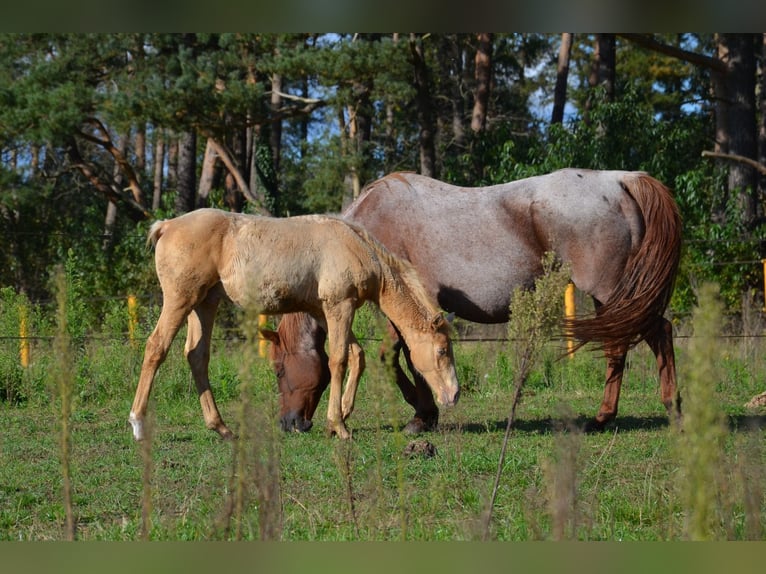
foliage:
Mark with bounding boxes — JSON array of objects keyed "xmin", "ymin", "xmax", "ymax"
[{"xmin": 0, "ymin": 33, "xmax": 764, "ymax": 320}]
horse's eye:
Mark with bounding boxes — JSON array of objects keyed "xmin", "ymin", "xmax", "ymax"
[{"xmin": 437, "ymin": 347, "xmax": 448, "ymax": 357}]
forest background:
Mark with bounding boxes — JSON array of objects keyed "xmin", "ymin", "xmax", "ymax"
[{"xmin": 1, "ymin": 33, "xmax": 766, "ymax": 321}]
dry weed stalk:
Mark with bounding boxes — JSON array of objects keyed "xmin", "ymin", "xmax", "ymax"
[
  {"xmin": 544, "ymin": 412, "xmax": 582, "ymax": 540},
  {"xmin": 679, "ymin": 282, "xmax": 727, "ymax": 540},
  {"xmin": 139, "ymin": 412, "xmax": 154, "ymax": 540},
  {"xmin": 220, "ymin": 305, "xmax": 283, "ymax": 540},
  {"xmin": 481, "ymin": 253, "xmax": 570, "ymax": 540},
  {"xmin": 53, "ymin": 267, "xmax": 76, "ymax": 541}
]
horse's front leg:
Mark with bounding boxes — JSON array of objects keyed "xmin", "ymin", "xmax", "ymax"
[
  {"xmin": 324, "ymin": 301, "xmax": 355, "ymax": 439},
  {"xmin": 129, "ymin": 303, "xmax": 189, "ymax": 440},
  {"xmin": 589, "ymin": 343, "xmax": 628, "ymax": 431},
  {"xmin": 645, "ymin": 317, "xmax": 681, "ymax": 426},
  {"xmin": 341, "ymin": 333, "xmax": 365, "ymax": 421},
  {"xmin": 185, "ymin": 293, "xmax": 234, "ymax": 439},
  {"xmin": 400, "ymin": 341, "xmax": 440, "ymax": 434}
]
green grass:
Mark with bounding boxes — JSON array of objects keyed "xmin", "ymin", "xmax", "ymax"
[{"xmin": 1, "ymin": 296, "xmax": 765, "ymax": 540}]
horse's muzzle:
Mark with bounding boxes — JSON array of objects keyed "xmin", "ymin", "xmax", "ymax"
[{"xmin": 280, "ymin": 410, "xmax": 314, "ymax": 433}]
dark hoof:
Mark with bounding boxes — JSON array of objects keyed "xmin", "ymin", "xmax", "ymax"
[
  {"xmin": 584, "ymin": 418, "xmax": 608, "ymax": 433},
  {"xmin": 218, "ymin": 428, "xmax": 238, "ymax": 441},
  {"xmin": 403, "ymin": 415, "xmax": 439, "ymax": 435}
]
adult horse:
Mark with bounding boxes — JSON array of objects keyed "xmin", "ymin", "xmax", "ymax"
[
  {"xmin": 265, "ymin": 169, "xmax": 682, "ymax": 433},
  {"xmin": 128, "ymin": 208, "xmax": 459, "ymax": 441}
]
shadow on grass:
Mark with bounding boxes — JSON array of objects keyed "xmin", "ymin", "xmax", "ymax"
[
  {"xmin": 440, "ymin": 413, "xmax": 766, "ymax": 435},
  {"xmin": 284, "ymin": 412, "xmax": 766, "ymax": 438}
]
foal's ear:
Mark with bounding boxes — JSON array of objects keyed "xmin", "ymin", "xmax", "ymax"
[
  {"xmin": 259, "ymin": 328, "xmax": 281, "ymax": 346},
  {"xmin": 430, "ymin": 314, "xmax": 446, "ymax": 331}
]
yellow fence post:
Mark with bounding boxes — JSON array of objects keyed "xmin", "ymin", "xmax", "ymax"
[
  {"xmin": 19, "ymin": 303, "xmax": 30, "ymax": 368},
  {"xmin": 564, "ymin": 282, "xmax": 576, "ymax": 358},
  {"xmin": 127, "ymin": 294, "xmax": 138, "ymax": 348},
  {"xmin": 258, "ymin": 314, "xmax": 268, "ymax": 357}
]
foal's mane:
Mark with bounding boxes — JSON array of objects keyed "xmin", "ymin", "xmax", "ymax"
[{"xmin": 342, "ymin": 218, "xmax": 444, "ymax": 329}]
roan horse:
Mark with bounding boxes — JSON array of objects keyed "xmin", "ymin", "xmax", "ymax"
[
  {"xmin": 128, "ymin": 208, "xmax": 460, "ymax": 441},
  {"xmin": 265, "ymin": 169, "xmax": 682, "ymax": 433}
]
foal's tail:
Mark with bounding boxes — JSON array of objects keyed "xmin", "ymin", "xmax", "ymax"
[
  {"xmin": 146, "ymin": 219, "xmax": 167, "ymax": 248},
  {"xmin": 564, "ymin": 173, "xmax": 682, "ymax": 351}
]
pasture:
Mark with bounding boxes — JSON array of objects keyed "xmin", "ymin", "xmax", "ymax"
[{"xmin": 1, "ymin": 286, "xmax": 765, "ymax": 542}]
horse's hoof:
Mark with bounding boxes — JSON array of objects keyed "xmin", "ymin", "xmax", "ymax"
[
  {"xmin": 215, "ymin": 426, "xmax": 237, "ymax": 440},
  {"xmin": 584, "ymin": 418, "xmax": 608, "ymax": 433},
  {"xmin": 403, "ymin": 416, "xmax": 438, "ymax": 435},
  {"xmin": 327, "ymin": 423, "xmax": 352, "ymax": 440}
]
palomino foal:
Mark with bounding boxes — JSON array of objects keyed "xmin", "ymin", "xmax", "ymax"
[{"xmin": 128, "ymin": 208, "xmax": 459, "ymax": 440}]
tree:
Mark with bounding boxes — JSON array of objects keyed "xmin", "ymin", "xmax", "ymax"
[
  {"xmin": 471, "ymin": 33, "xmax": 493, "ymax": 133},
  {"xmin": 552, "ymin": 33, "xmax": 573, "ymax": 124}
]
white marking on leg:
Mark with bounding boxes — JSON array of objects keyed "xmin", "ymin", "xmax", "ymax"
[{"xmin": 129, "ymin": 411, "xmax": 144, "ymax": 441}]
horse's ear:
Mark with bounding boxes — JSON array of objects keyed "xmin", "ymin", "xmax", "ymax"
[
  {"xmin": 259, "ymin": 328, "xmax": 281, "ymax": 346},
  {"xmin": 430, "ymin": 314, "xmax": 445, "ymax": 331}
]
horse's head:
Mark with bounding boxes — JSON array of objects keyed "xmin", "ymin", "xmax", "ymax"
[
  {"xmin": 402, "ymin": 314, "xmax": 460, "ymax": 407},
  {"xmin": 260, "ymin": 326, "xmax": 330, "ymax": 432}
]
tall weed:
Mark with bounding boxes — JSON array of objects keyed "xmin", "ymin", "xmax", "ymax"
[
  {"xmin": 677, "ymin": 282, "xmax": 728, "ymax": 540},
  {"xmin": 481, "ymin": 252, "xmax": 570, "ymax": 539}
]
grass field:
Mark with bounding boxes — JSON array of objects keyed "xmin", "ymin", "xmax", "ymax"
[{"xmin": 1, "ymin": 289, "xmax": 766, "ymax": 542}]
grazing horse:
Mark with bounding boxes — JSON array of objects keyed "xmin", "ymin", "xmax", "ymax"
[
  {"xmin": 267, "ymin": 169, "xmax": 682, "ymax": 433},
  {"xmin": 128, "ymin": 208, "xmax": 459, "ymax": 441}
]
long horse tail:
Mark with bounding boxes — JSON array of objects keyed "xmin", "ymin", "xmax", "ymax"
[
  {"xmin": 564, "ymin": 172, "xmax": 682, "ymax": 351},
  {"xmin": 146, "ymin": 219, "xmax": 167, "ymax": 248}
]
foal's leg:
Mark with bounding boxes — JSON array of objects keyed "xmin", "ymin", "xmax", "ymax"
[
  {"xmin": 645, "ymin": 317, "xmax": 681, "ymax": 425},
  {"xmin": 184, "ymin": 292, "xmax": 234, "ymax": 439},
  {"xmin": 341, "ymin": 332, "xmax": 366, "ymax": 421},
  {"xmin": 324, "ymin": 301, "xmax": 355, "ymax": 439},
  {"xmin": 129, "ymin": 302, "xmax": 190, "ymax": 440},
  {"xmin": 590, "ymin": 342, "xmax": 628, "ymax": 431}
]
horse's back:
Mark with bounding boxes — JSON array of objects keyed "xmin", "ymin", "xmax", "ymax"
[{"xmin": 344, "ymin": 169, "xmax": 659, "ymax": 320}]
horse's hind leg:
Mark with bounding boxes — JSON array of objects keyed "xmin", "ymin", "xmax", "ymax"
[
  {"xmin": 645, "ymin": 317, "xmax": 681, "ymax": 425},
  {"xmin": 185, "ymin": 290, "xmax": 234, "ymax": 439},
  {"xmin": 589, "ymin": 342, "xmax": 628, "ymax": 431},
  {"xmin": 129, "ymin": 302, "xmax": 190, "ymax": 440}
]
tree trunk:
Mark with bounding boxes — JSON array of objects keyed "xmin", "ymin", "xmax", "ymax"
[
  {"xmin": 197, "ymin": 138, "xmax": 218, "ymax": 208},
  {"xmin": 758, "ymin": 33, "xmax": 766, "ymax": 209},
  {"xmin": 409, "ymin": 34, "xmax": 437, "ymax": 178},
  {"xmin": 102, "ymin": 134, "xmax": 127, "ymax": 250},
  {"xmin": 597, "ymin": 34, "xmax": 616, "ymax": 101},
  {"xmin": 174, "ymin": 129, "xmax": 197, "ymax": 214},
  {"xmin": 225, "ymin": 129, "xmax": 247, "ymax": 212},
  {"xmin": 552, "ymin": 33, "xmax": 573, "ymax": 124},
  {"xmin": 714, "ymin": 34, "xmax": 758, "ymax": 225},
  {"xmin": 471, "ymin": 33, "xmax": 493, "ymax": 133},
  {"xmin": 619, "ymin": 34, "xmax": 760, "ymax": 223},
  {"xmin": 269, "ymin": 70, "xmax": 283, "ymax": 210},
  {"xmin": 152, "ymin": 129, "xmax": 165, "ymax": 211},
  {"xmin": 134, "ymin": 123, "xmax": 146, "ymax": 175},
  {"xmin": 585, "ymin": 34, "xmax": 616, "ymax": 124}
]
